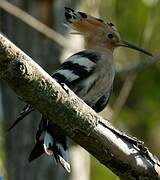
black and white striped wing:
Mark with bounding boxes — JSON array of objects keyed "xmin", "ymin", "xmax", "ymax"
[
  {"xmin": 9, "ymin": 51, "xmax": 100, "ymax": 131},
  {"xmin": 52, "ymin": 51, "xmax": 100, "ymax": 86},
  {"xmin": 91, "ymin": 88, "xmax": 112, "ymax": 112}
]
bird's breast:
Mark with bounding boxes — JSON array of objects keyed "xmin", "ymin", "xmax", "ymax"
[{"xmin": 73, "ymin": 58, "xmax": 115, "ymax": 104}]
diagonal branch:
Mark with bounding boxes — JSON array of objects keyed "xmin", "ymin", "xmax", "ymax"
[
  {"xmin": 0, "ymin": 33, "xmax": 160, "ymax": 179},
  {"xmin": 112, "ymin": 73, "xmax": 137, "ymax": 122},
  {"xmin": 0, "ymin": 0, "xmax": 68, "ymax": 48},
  {"xmin": 116, "ymin": 54, "xmax": 160, "ymax": 75}
]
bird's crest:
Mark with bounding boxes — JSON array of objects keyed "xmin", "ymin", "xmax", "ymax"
[
  {"xmin": 64, "ymin": 7, "xmax": 152, "ymax": 56},
  {"xmin": 64, "ymin": 7, "xmax": 118, "ymax": 36}
]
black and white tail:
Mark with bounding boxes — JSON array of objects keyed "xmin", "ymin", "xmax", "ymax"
[{"xmin": 29, "ymin": 117, "xmax": 71, "ymax": 173}]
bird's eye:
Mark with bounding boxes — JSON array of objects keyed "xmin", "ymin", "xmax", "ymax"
[{"xmin": 108, "ymin": 33, "xmax": 114, "ymax": 39}]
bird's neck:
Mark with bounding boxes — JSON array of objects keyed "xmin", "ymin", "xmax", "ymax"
[
  {"xmin": 84, "ymin": 36, "xmax": 114, "ymax": 54},
  {"xmin": 84, "ymin": 43, "xmax": 114, "ymax": 58}
]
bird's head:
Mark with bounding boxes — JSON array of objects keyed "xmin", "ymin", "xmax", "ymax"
[{"xmin": 65, "ymin": 7, "xmax": 152, "ymax": 56}]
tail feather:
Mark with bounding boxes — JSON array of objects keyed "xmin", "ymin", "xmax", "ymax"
[
  {"xmin": 43, "ymin": 131, "xmax": 71, "ymax": 172},
  {"xmin": 57, "ymin": 143, "xmax": 69, "ymax": 163},
  {"xmin": 43, "ymin": 131, "xmax": 55, "ymax": 155},
  {"xmin": 29, "ymin": 117, "xmax": 71, "ymax": 172},
  {"xmin": 8, "ymin": 104, "xmax": 34, "ymax": 131},
  {"xmin": 28, "ymin": 140, "xmax": 44, "ymax": 162},
  {"xmin": 58, "ymin": 155, "xmax": 71, "ymax": 173},
  {"xmin": 57, "ymin": 143, "xmax": 71, "ymax": 172},
  {"xmin": 36, "ymin": 117, "xmax": 48, "ymax": 141}
]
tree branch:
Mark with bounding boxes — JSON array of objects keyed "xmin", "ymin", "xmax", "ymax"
[
  {"xmin": 0, "ymin": 33, "xmax": 160, "ymax": 179},
  {"xmin": 116, "ymin": 54, "xmax": 160, "ymax": 75},
  {"xmin": 0, "ymin": 0, "xmax": 68, "ymax": 48},
  {"xmin": 112, "ymin": 73, "xmax": 137, "ymax": 122}
]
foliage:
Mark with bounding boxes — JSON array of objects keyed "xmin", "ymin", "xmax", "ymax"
[{"xmin": 91, "ymin": 157, "xmax": 117, "ymax": 180}]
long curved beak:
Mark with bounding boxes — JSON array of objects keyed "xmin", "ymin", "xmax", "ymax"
[{"xmin": 119, "ymin": 40, "xmax": 152, "ymax": 56}]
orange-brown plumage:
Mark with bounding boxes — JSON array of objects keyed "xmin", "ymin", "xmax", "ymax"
[
  {"xmin": 66, "ymin": 9, "xmax": 120, "ymax": 50},
  {"xmin": 65, "ymin": 7, "xmax": 152, "ymax": 56}
]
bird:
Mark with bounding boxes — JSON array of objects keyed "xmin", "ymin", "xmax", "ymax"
[{"xmin": 8, "ymin": 7, "xmax": 152, "ymax": 172}]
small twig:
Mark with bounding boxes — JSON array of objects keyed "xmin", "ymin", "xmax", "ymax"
[
  {"xmin": 116, "ymin": 54, "xmax": 160, "ymax": 75},
  {"xmin": 0, "ymin": 0, "xmax": 68, "ymax": 48},
  {"xmin": 112, "ymin": 73, "xmax": 137, "ymax": 122}
]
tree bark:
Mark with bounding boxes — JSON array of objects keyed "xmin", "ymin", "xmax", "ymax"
[
  {"xmin": 0, "ymin": 33, "xmax": 160, "ymax": 179},
  {"xmin": 0, "ymin": 0, "xmax": 61, "ymax": 179},
  {"xmin": 0, "ymin": 1, "xmax": 90, "ymax": 180}
]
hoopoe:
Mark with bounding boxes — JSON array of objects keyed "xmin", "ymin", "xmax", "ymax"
[{"xmin": 9, "ymin": 7, "xmax": 152, "ymax": 172}]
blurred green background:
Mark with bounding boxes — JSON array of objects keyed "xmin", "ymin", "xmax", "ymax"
[{"xmin": 0, "ymin": 0, "xmax": 160, "ymax": 179}]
